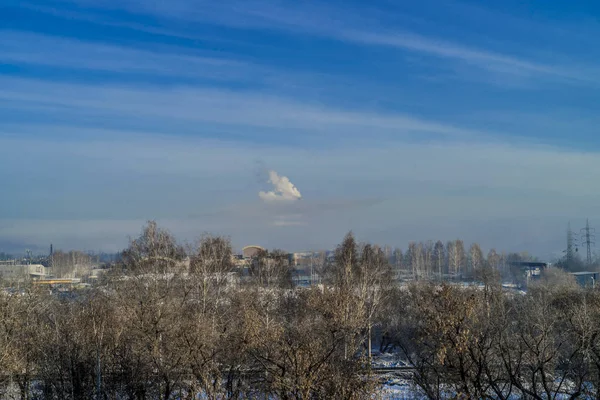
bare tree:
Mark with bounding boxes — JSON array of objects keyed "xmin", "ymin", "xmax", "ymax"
[
  {"xmin": 357, "ymin": 244, "xmax": 393, "ymax": 362},
  {"xmin": 407, "ymin": 242, "xmax": 424, "ymax": 280},
  {"xmin": 423, "ymin": 241, "xmax": 434, "ymax": 279},
  {"xmin": 240, "ymin": 287, "xmax": 374, "ymax": 399},
  {"xmin": 433, "ymin": 241, "xmax": 445, "ymax": 280},
  {"xmin": 309, "ymin": 251, "xmax": 327, "ymax": 284},
  {"xmin": 447, "ymin": 239, "xmax": 465, "ymax": 279},
  {"xmin": 117, "ymin": 274, "xmax": 188, "ymax": 400},
  {"xmin": 469, "ymin": 242, "xmax": 484, "ymax": 278},
  {"xmin": 51, "ymin": 250, "xmax": 93, "ymax": 278},
  {"xmin": 189, "ymin": 235, "xmax": 236, "ymax": 315},
  {"xmin": 120, "ymin": 221, "xmax": 186, "ymax": 275},
  {"xmin": 325, "ymin": 231, "xmax": 359, "ymax": 289},
  {"xmin": 268, "ymin": 249, "xmax": 293, "ymax": 288},
  {"xmin": 183, "ymin": 237, "xmax": 248, "ymax": 399},
  {"xmin": 487, "ymin": 249, "xmax": 501, "ymax": 271},
  {"xmin": 248, "ymin": 249, "xmax": 292, "ymax": 288},
  {"xmin": 392, "ymin": 248, "xmax": 403, "ymax": 280}
]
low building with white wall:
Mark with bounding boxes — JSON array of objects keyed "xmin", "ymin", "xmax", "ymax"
[{"xmin": 0, "ymin": 263, "xmax": 48, "ymax": 281}]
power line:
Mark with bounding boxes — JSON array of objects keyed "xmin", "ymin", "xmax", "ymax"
[{"xmin": 581, "ymin": 218, "xmax": 596, "ymax": 265}]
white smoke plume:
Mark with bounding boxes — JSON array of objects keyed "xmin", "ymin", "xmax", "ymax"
[{"xmin": 259, "ymin": 170, "xmax": 302, "ymax": 202}]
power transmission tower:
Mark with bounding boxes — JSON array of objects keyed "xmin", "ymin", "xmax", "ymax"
[
  {"xmin": 581, "ymin": 218, "xmax": 596, "ymax": 265},
  {"xmin": 566, "ymin": 222, "xmax": 578, "ymax": 266}
]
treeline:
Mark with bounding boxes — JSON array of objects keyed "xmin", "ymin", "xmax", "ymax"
[
  {"xmin": 50, "ymin": 251, "xmax": 121, "ymax": 278},
  {"xmin": 388, "ymin": 239, "xmax": 535, "ymax": 284},
  {"xmin": 0, "ymin": 222, "xmax": 598, "ymax": 399},
  {"xmin": 50, "ymin": 250, "xmax": 94, "ymax": 278}
]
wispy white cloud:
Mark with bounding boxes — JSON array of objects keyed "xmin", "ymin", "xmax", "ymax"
[
  {"xmin": 40, "ymin": 0, "xmax": 600, "ymax": 85},
  {"xmin": 0, "ymin": 30, "xmax": 276, "ymax": 83},
  {"xmin": 272, "ymin": 215, "xmax": 306, "ymax": 227},
  {"xmin": 0, "ymin": 78, "xmax": 484, "ymax": 140},
  {"xmin": 340, "ymin": 31, "xmax": 593, "ymax": 84}
]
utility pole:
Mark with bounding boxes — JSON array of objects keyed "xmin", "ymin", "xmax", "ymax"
[{"xmin": 581, "ymin": 218, "xmax": 596, "ymax": 266}]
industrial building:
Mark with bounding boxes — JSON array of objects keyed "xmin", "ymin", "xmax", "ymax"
[
  {"xmin": 571, "ymin": 271, "xmax": 599, "ymax": 288},
  {"xmin": 507, "ymin": 261, "xmax": 549, "ymax": 285},
  {"xmin": 0, "ymin": 261, "xmax": 48, "ymax": 280}
]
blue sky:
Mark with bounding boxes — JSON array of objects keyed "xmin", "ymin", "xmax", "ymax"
[{"xmin": 2, "ymin": 0, "xmax": 600, "ymax": 257}]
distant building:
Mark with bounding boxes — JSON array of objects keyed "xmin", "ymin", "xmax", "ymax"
[
  {"xmin": 289, "ymin": 251, "xmax": 328, "ymax": 285},
  {"xmin": 0, "ymin": 263, "xmax": 48, "ymax": 280},
  {"xmin": 571, "ymin": 271, "xmax": 599, "ymax": 288},
  {"xmin": 508, "ymin": 261, "xmax": 549, "ymax": 284},
  {"xmin": 242, "ymin": 245, "xmax": 265, "ymax": 259},
  {"xmin": 290, "ymin": 252, "xmax": 312, "ymax": 269}
]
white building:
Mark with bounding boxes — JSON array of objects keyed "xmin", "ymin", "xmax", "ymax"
[{"xmin": 0, "ymin": 264, "xmax": 47, "ymax": 280}]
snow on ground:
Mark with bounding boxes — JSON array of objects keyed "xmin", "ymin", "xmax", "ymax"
[
  {"xmin": 371, "ymin": 351, "xmax": 407, "ymax": 369},
  {"xmin": 377, "ymin": 376, "xmax": 424, "ymax": 400}
]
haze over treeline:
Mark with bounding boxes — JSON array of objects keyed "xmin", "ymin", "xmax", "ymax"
[{"xmin": 4, "ymin": 212, "xmax": 600, "ymax": 261}]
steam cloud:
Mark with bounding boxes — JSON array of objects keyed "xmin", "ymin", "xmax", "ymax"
[{"xmin": 259, "ymin": 170, "xmax": 302, "ymax": 202}]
